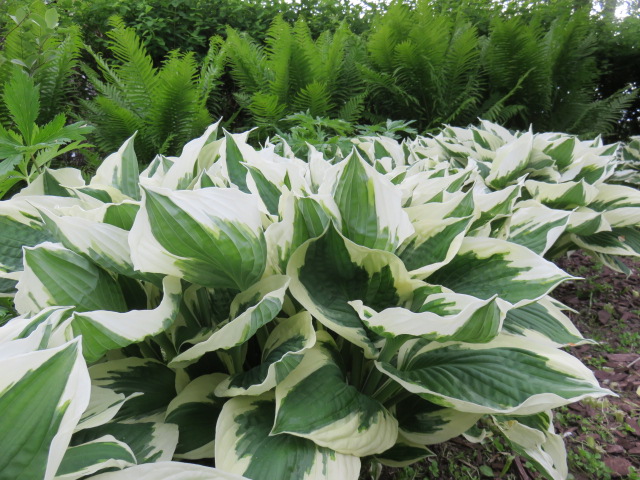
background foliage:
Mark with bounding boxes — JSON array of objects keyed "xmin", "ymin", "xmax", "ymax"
[{"xmin": 0, "ymin": 0, "xmax": 638, "ymax": 172}]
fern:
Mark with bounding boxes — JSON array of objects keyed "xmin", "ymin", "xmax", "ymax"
[
  {"xmin": 104, "ymin": 17, "xmax": 158, "ymax": 114},
  {"xmin": 82, "ymin": 19, "xmax": 222, "ymax": 162},
  {"xmin": 365, "ymin": 4, "xmax": 483, "ymax": 131},
  {"xmin": 147, "ymin": 52, "xmax": 204, "ymax": 154},
  {"xmin": 225, "ymin": 17, "xmax": 366, "ymax": 133},
  {"xmin": 292, "ymin": 81, "xmax": 333, "ymax": 117}
]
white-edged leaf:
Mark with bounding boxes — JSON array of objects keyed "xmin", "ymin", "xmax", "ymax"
[
  {"xmin": 75, "ymin": 386, "xmax": 131, "ymax": 432},
  {"xmin": 38, "ymin": 207, "xmax": 137, "ymax": 278},
  {"xmin": 170, "ymin": 275, "xmax": 289, "ymax": 367},
  {"xmin": 164, "ymin": 373, "xmax": 227, "ymax": 460},
  {"xmin": 16, "ymin": 168, "xmax": 85, "ymax": 197},
  {"xmin": 55, "ymin": 435, "xmax": 136, "ymax": 480},
  {"xmin": 215, "ymin": 311, "xmax": 316, "ymax": 397},
  {"xmin": 158, "ymin": 122, "xmax": 221, "ymax": 190},
  {"xmin": 287, "ymin": 224, "xmax": 421, "ymax": 358},
  {"xmin": 395, "ymin": 396, "xmax": 481, "ymax": 445},
  {"xmin": 376, "ymin": 334, "xmax": 610, "ymax": 415},
  {"xmin": 91, "ymin": 134, "xmax": 140, "ymax": 200},
  {"xmin": 216, "ymin": 392, "xmax": 360, "ymax": 480},
  {"xmin": 426, "ymin": 237, "xmax": 573, "ymax": 307},
  {"xmin": 129, "ymin": 186, "xmax": 266, "ymax": 290},
  {"xmin": 493, "ymin": 412, "xmax": 567, "ymax": 480},
  {"xmin": 506, "ymin": 202, "xmax": 570, "ymax": 255},
  {"xmin": 71, "ymin": 276, "xmax": 181, "ymax": 362},
  {"xmin": 525, "ymin": 179, "xmax": 599, "ymax": 209},
  {"xmin": 89, "ymin": 462, "xmax": 249, "ymax": 480},
  {"xmin": 325, "ymin": 150, "xmax": 414, "ymax": 251},
  {"xmin": 352, "ymin": 293, "xmax": 508, "ymax": 344},
  {"xmin": 399, "ymin": 195, "xmax": 473, "ymax": 277},
  {"xmin": 0, "ymin": 339, "xmax": 90, "ymax": 480},
  {"xmin": 71, "ymin": 421, "xmax": 178, "ymax": 464},
  {"xmin": 486, "ymin": 131, "xmax": 533, "ymax": 188},
  {"xmin": 89, "ymin": 357, "xmax": 176, "ymax": 421},
  {"xmin": 502, "ymin": 296, "xmax": 589, "ymax": 347},
  {"xmin": 273, "ymin": 332, "xmax": 398, "ymax": 456},
  {"xmin": 15, "ymin": 242, "xmax": 127, "ymax": 315}
]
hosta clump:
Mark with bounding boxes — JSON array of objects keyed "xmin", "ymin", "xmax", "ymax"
[
  {"xmin": 611, "ymin": 136, "xmax": 640, "ymax": 188},
  {"xmin": 414, "ymin": 120, "xmax": 640, "ymax": 273},
  {"xmin": 0, "ymin": 120, "xmax": 630, "ymax": 480}
]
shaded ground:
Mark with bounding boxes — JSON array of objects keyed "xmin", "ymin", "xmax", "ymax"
[
  {"xmin": 377, "ymin": 252, "xmax": 640, "ymax": 480},
  {"xmin": 553, "ymin": 253, "xmax": 640, "ymax": 479}
]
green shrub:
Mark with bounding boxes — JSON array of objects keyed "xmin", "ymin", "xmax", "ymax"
[
  {"xmin": 0, "ymin": 0, "xmax": 83, "ymax": 125},
  {"xmin": 2, "ymin": 120, "xmax": 638, "ymax": 479},
  {"xmin": 0, "ymin": 70, "xmax": 92, "ymax": 198},
  {"xmin": 63, "ymin": 0, "xmax": 379, "ymax": 62}
]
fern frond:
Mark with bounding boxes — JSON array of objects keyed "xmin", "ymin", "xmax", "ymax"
[
  {"xmin": 36, "ymin": 26, "xmax": 83, "ymax": 123},
  {"xmin": 265, "ymin": 17, "xmax": 295, "ymax": 105},
  {"xmin": 105, "ymin": 17, "xmax": 158, "ymax": 113},
  {"xmin": 147, "ymin": 52, "xmax": 211, "ymax": 155},
  {"xmin": 569, "ymin": 88, "xmax": 637, "ymax": 137},
  {"xmin": 81, "ymin": 97, "xmax": 144, "ymax": 151},
  {"xmin": 225, "ymin": 28, "xmax": 269, "ymax": 96},
  {"xmin": 248, "ymin": 92, "xmax": 287, "ymax": 127},
  {"xmin": 292, "ymin": 81, "xmax": 333, "ymax": 117},
  {"xmin": 338, "ymin": 93, "xmax": 366, "ymax": 123}
]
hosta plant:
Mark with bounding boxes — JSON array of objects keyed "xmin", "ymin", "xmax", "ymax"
[
  {"xmin": 1, "ymin": 120, "xmax": 636, "ymax": 480},
  {"xmin": 414, "ymin": 120, "xmax": 640, "ymax": 273},
  {"xmin": 611, "ymin": 136, "xmax": 640, "ymax": 188}
]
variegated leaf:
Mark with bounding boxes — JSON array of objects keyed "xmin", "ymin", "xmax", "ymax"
[
  {"xmin": 376, "ymin": 334, "xmax": 610, "ymax": 415},
  {"xmin": 15, "ymin": 242, "xmax": 127, "ymax": 316},
  {"xmin": 353, "ymin": 292, "xmax": 508, "ymax": 344},
  {"xmin": 502, "ymin": 296, "xmax": 589, "ymax": 347},
  {"xmin": 170, "ymin": 275, "xmax": 289, "ymax": 367},
  {"xmin": 486, "ymin": 131, "xmax": 533, "ymax": 188},
  {"xmin": 493, "ymin": 412, "xmax": 567, "ymax": 480},
  {"xmin": 395, "ymin": 396, "xmax": 481, "ymax": 445},
  {"xmin": 71, "ymin": 276, "xmax": 182, "ymax": 362},
  {"xmin": 216, "ymin": 393, "xmax": 360, "ymax": 480},
  {"xmin": 398, "ymin": 194, "xmax": 473, "ymax": 277},
  {"xmin": 325, "ymin": 150, "xmax": 414, "ymax": 252},
  {"xmin": 525, "ymin": 179, "xmax": 599, "ymax": 209},
  {"xmin": 90, "ymin": 357, "xmax": 176, "ymax": 421},
  {"xmin": 90, "ymin": 133, "xmax": 140, "ymax": 200},
  {"xmin": 55, "ymin": 435, "xmax": 136, "ymax": 480},
  {"xmin": 426, "ymin": 238, "xmax": 573, "ymax": 307},
  {"xmin": 90, "ymin": 462, "xmax": 249, "ymax": 480},
  {"xmin": 165, "ymin": 373, "xmax": 227, "ymax": 459},
  {"xmin": 72, "ymin": 421, "xmax": 178, "ymax": 465},
  {"xmin": 0, "ymin": 339, "xmax": 90, "ymax": 480},
  {"xmin": 273, "ymin": 332, "xmax": 398, "ymax": 456},
  {"xmin": 215, "ymin": 311, "xmax": 316, "ymax": 397},
  {"xmin": 38, "ymin": 208, "xmax": 137, "ymax": 278},
  {"xmin": 505, "ymin": 202, "xmax": 570, "ymax": 255},
  {"xmin": 589, "ymin": 184, "xmax": 640, "ymax": 227},
  {"xmin": 129, "ymin": 186, "xmax": 266, "ymax": 290},
  {"xmin": 287, "ymin": 224, "xmax": 420, "ymax": 358}
]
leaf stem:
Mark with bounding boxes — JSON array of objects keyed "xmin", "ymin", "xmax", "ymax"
[{"xmin": 361, "ymin": 336, "xmax": 404, "ymax": 396}]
